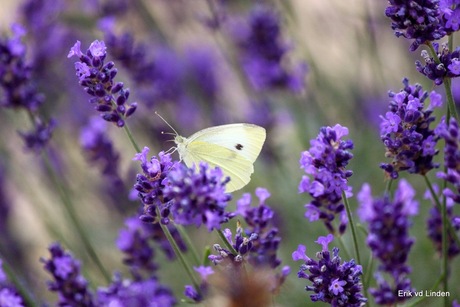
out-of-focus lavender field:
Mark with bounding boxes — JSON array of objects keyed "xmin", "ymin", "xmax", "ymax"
[{"xmin": 0, "ymin": 0, "xmax": 459, "ymax": 306}]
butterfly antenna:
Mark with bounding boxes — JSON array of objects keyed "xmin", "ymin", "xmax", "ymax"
[
  {"xmin": 165, "ymin": 146, "xmax": 177, "ymax": 154},
  {"xmin": 155, "ymin": 111, "xmax": 179, "ymax": 136}
]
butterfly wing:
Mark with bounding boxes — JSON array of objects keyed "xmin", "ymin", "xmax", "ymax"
[
  {"xmin": 180, "ymin": 124, "xmax": 266, "ymax": 192},
  {"xmin": 182, "ymin": 141, "xmax": 254, "ymax": 192},
  {"xmin": 186, "ymin": 124, "xmax": 266, "ymax": 162}
]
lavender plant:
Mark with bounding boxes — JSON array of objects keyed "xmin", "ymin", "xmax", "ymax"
[{"xmin": 1, "ymin": 0, "xmax": 460, "ymax": 306}]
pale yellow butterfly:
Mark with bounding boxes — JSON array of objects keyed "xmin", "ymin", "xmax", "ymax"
[{"xmin": 156, "ymin": 112, "xmax": 266, "ymax": 192}]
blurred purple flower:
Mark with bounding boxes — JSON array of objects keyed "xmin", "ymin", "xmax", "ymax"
[
  {"xmin": 424, "ymin": 186, "xmax": 460, "ymax": 258},
  {"xmin": 0, "ymin": 24, "xmax": 42, "ymax": 110},
  {"xmin": 0, "ymin": 259, "xmax": 25, "ymax": 307},
  {"xmin": 97, "ymin": 274, "xmax": 176, "ymax": 307},
  {"xmin": 80, "ymin": 116, "xmax": 122, "ymax": 184},
  {"xmin": 227, "ymin": 5, "xmax": 306, "ymax": 93},
  {"xmin": 0, "ymin": 24, "xmax": 55, "ymax": 153},
  {"xmin": 41, "ymin": 242, "xmax": 95, "ymax": 306},
  {"xmin": 116, "ymin": 216, "xmax": 158, "ymax": 279},
  {"xmin": 183, "ymin": 266, "xmax": 214, "ymax": 303},
  {"xmin": 292, "ymin": 235, "xmax": 366, "ymax": 306},
  {"xmin": 436, "ymin": 117, "xmax": 460, "ymax": 204},
  {"xmin": 439, "ymin": 1, "xmax": 460, "ymax": 32},
  {"xmin": 68, "ymin": 40, "xmax": 137, "ymax": 127},
  {"xmin": 100, "ymin": 23, "xmax": 184, "ymax": 106},
  {"xmin": 385, "ymin": 0, "xmax": 446, "ymax": 51},
  {"xmin": 298, "ymin": 124, "xmax": 353, "ymax": 234},
  {"xmin": 117, "ymin": 216, "xmax": 186, "ymax": 279},
  {"xmin": 164, "ymin": 162, "xmax": 233, "ymax": 231},
  {"xmin": 380, "ymin": 78, "xmax": 441, "ymax": 178},
  {"xmin": 357, "ymin": 179, "xmax": 417, "ymax": 305},
  {"xmin": 18, "ymin": 118, "xmax": 56, "ymax": 153}
]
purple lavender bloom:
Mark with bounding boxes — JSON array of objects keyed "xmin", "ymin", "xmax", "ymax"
[
  {"xmin": 97, "ymin": 274, "xmax": 176, "ymax": 307},
  {"xmin": 184, "ymin": 285, "xmax": 201, "ymax": 302},
  {"xmin": 183, "ymin": 266, "xmax": 214, "ymax": 303},
  {"xmin": 163, "ymin": 162, "xmax": 233, "ymax": 231},
  {"xmin": 116, "ymin": 216, "xmax": 158, "ymax": 279},
  {"xmin": 235, "ymin": 188, "xmax": 283, "ymax": 269},
  {"xmin": 209, "ymin": 223, "xmax": 258, "ymax": 266},
  {"xmin": 133, "ymin": 147, "xmax": 178, "ymax": 224},
  {"xmin": 0, "ymin": 24, "xmax": 55, "ymax": 152},
  {"xmin": 0, "ymin": 24, "xmax": 44, "ymax": 111},
  {"xmin": 80, "ymin": 116, "xmax": 122, "ymax": 183},
  {"xmin": 439, "ymin": 1, "xmax": 460, "ymax": 33},
  {"xmin": 227, "ymin": 5, "xmax": 306, "ymax": 93},
  {"xmin": 292, "ymin": 235, "xmax": 366, "ymax": 306},
  {"xmin": 380, "ymin": 78, "xmax": 441, "ymax": 179},
  {"xmin": 357, "ymin": 179, "xmax": 417, "ymax": 304},
  {"xmin": 18, "ymin": 118, "xmax": 56, "ymax": 153},
  {"xmin": 385, "ymin": 0, "xmax": 446, "ymax": 51},
  {"xmin": 416, "ymin": 43, "xmax": 460, "ymax": 84},
  {"xmin": 117, "ymin": 216, "xmax": 187, "ymax": 279},
  {"xmin": 41, "ymin": 242, "xmax": 95, "ymax": 306},
  {"xmin": 0, "ymin": 259, "xmax": 25, "ymax": 307},
  {"xmin": 436, "ymin": 117, "xmax": 460, "ymax": 204},
  {"xmin": 298, "ymin": 124, "xmax": 353, "ymax": 234},
  {"xmin": 68, "ymin": 40, "xmax": 137, "ymax": 127},
  {"xmin": 424, "ymin": 186, "xmax": 460, "ymax": 258}
]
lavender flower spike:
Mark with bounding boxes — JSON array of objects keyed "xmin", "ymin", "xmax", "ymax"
[
  {"xmin": 164, "ymin": 162, "xmax": 233, "ymax": 231},
  {"xmin": 357, "ymin": 179, "xmax": 417, "ymax": 305},
  {"xmin": 380, "ymin": 78, "xmax": 441, "ymax": 178},
  {"xmin": 385, "ymin": 0, "xmax": 446, "ymax": 51},
  {"xmin": 298, "ymin": 124, "xmax": 354, "ymax": 234},
  {"xmin": 292, "ymin": 235, "xmax": 366, "ymax": 306},
  {"xmin": 133, "ymin": 148, "xmax": 178, "ymax": 224},
  {"xmin": 68, "ymin": 40, "xmax": 137, "ymax": 127},
  {"xmin": 41, "ymin": 242, "xmax": 95, "ymax": 306}
]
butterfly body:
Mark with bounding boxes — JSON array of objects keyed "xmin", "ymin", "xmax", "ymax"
[{"xmin": 174, "ymin": 123, "xmax": 266, "ymax": 192}]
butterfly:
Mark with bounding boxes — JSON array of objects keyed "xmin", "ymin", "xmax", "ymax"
[{"xmin": 157, "ymin": 113, "xmax": 266, "ymax": 192}]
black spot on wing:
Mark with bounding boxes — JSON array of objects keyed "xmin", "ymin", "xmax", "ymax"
[{"xmin": 235, "ymin": 143, "xmax": 244, "ymax": 150}]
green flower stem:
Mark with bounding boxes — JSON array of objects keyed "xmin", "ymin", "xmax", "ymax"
[
  {"xmin": 364, "ymin": 251, "xmax": 374, "ymax": 296},
  {"xmin": 217, "ymin": 229, "xmax": 238, "ymax": 255},
  {"xmin": 443, "ymin": 77, "xmax": 459, "ymax": 122},
  {"xmin": 123, "ymin": 124, "xmax": 141, "ymax": 153},
  {"xmin": 441, "ymin": 190, "xmax": 449, "ymax": 307},
  {"xmin": 337, "ymin": 236, "xmax": 351, "ymax": 260},
  {"xmin": 342, "ymin": 191, "xmax": 362, "ymax": 265},
  {"xmin": 41, "ymin": 152, "xmax": 112, "ymax": 283},
  {"xmin": 342, "ymin": 191, "xmax": 366, "ymax": 298},
  {"xmin": 157, "ymin": 209, "xmax": 201, "ymax": 294},
  {"xmin": 0, "ymin": 254, "xmax": 37, "ymax": 307},
  {"xmin": 384, "ymin": 178, "xmax": 393, "ymax": 195},
  {"xmin": 176, "ymin": 225, "xmax": 201, "ymax": 265}
]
